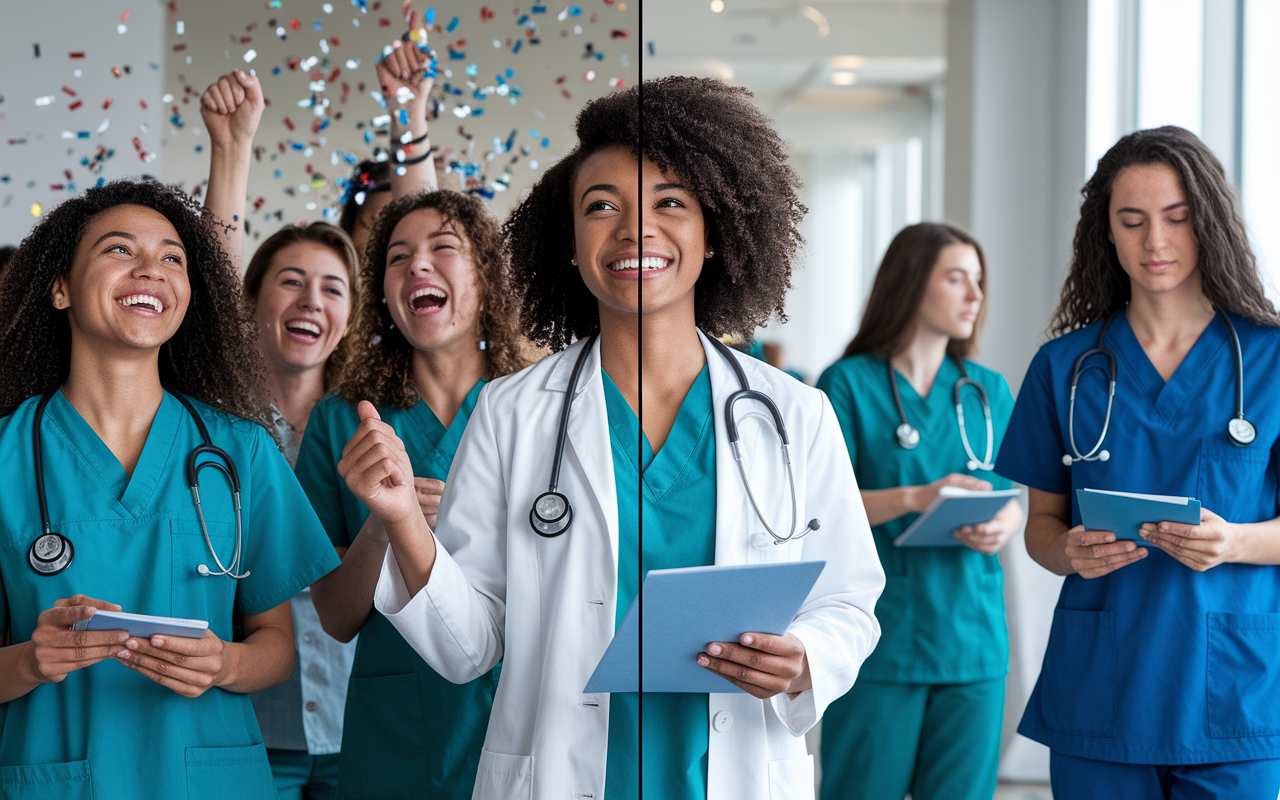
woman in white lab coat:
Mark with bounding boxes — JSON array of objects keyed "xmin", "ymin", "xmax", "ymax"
[{"xmin": 337, "ymin": 77, "xmax": 885, "ymax": 800}]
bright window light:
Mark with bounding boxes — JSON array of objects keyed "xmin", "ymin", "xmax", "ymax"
[
  {"xmin": 710, "ymin": 0, "xmax": 724, "ymax": 12},
  {"xmin": 831, "ymin": 71, "xmax": 857, "ymax": 86}
]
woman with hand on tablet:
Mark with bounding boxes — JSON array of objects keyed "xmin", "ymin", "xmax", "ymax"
[
  {"xmin": 337, "ymin": 77, "xmax": 883, "ymax": 800},
  {"xmin": 815, "ymin": 223, "xmax": 1021, "ymax": 800},
  {"xmin": 0, "ymin": 180, "xmax": 339, "ymax": 800},
  {"xmin": 996, "ymin": 126, "xmax": 1280, "ymax": 797}
]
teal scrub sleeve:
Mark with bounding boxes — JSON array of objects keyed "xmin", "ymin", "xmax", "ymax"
[
  {"xmin": 993, "ymin": 348, "xmax": 1069, "ymax": 494},
  {"xmin": 815, "ymin": 362, "xmax": 858, "ymax": 465},
  {"xmin": 294, "ymin": 399, "xmax": 353, "ymax": 549},
  {"xmin": 235, "ymin": 424, "xmax": 342, "ymax": 616},
  {"xmin": 986, "ymin": 370, "xmax": 1016, "ymax": 492}
]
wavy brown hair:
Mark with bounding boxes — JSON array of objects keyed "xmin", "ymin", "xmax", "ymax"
[
  {"xmin": 504, "ymin": 76, "xmax": 806, "ymax": 352},
  {"xmin": 1049, "ymin": 125, "xmax": 1280, "ymax": 336},
  {"xmin": 844, "ymin": 222, "xmax": 988, "ymax": 360},
  {"xmin": 0, "ymin": 179, "xmax": 275, "ymax": 431},
  {"xmin": 243, "ymin": 222, "xmax": 362, "ymax": 389},
  {"xmin": 338, "ymin": 190, "xmax": 527, "ymax": 408}
]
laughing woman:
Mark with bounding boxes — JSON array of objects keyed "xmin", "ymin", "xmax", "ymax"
[
  {"xmin": 336, "ymin": 77, "xmax": 884, "ymax": 800},
  {"xmin": 299, "ymin": 190, "xmax": 527, "ymax": 799},
  {"xmin": 0, "ymin": 180, "xmax": 339, "ymax": 800}
]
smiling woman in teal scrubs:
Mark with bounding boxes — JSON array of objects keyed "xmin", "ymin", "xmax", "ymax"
[
  {"xmin": 0, "ymin": 180, "xmax": 340, "ymax": 800},
  {"xmin": 300, "ymin": 190, "xmax": 528, "ymax": 799},
  {"xmin": 996, "ymin": 127, "xmax": 1280, "ymax": 798},
  {"xmin": 816, "ymin": 222, "xmax": 1022, "ymax": 800}
]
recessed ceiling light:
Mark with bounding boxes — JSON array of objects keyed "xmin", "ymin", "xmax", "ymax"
[
  {"xmin": 831, "ymin": 71, "xmax": 857, "ymax": 86},
  {"xmin": 710, "ymin": 0, "xmax": 724, "ymax": 12},
  {"xmin": 832, "ymin": 56, "xmax": 867, "ymax": 69}
]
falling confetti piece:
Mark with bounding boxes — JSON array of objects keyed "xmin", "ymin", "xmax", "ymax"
[
  {"xmin": 176, "ymin": 21, "xmax": 184, "ymax": 34},
  {"xmin": 244, "ymin": 49, "xmax": 258, "ymax": 62},
  {"xmin": 102, "ymin": 97, "xmax": 113, "ymax": 109},
  {"xmin": 69, "ymin": 51, "xmax": 85, "ymax": 59},
  {"xmin": 584, "ymin": 70, "xmax": 595, "ymax": 82},
  {"xmin": 31, "ymin": 202, "xmax": 42, "ymax": 216},
  {"xmin": 97, "ymin": 119, "xmax": 110, "ymax": 134},
  {"xmin": 118, "ymin": 24, "xmax": 128, "ymax": 34},
  {"xmin": 69, "ymin": 100, "xmax": 83, "ymax": 110}
]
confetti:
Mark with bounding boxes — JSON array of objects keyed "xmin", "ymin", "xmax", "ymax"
[
  {"xmin": 244, "ymin": 49, "xmax": 258, "ymax": 62},
  {"xmin": 118, "ymin": 24, "xmax": 128, "ymax": 34},
  {"xmin": 69, "ymin": 51, "xmax": 85, "ymax": 59},
  {"xmin": 31, "ymin": 202, "xmax": 42, "ymax": 216},
  {"xmin": 176, "ymin": 21, "xmax": 184, "ymax": 34}
]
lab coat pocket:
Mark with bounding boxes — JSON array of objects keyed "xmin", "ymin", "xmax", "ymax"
[
  {"xmin": 338, "ymin": 673, "xmax": 430, "ymax": 797},
  {"xmin": 1040, "ymin": 608, "xmax": 1116, "ymax": 738},
  {"xmin": 472, "ymin": 748, "xmax": 533, "ymax": 800},
  {"xmin": 1207, "ymin": 612, "xmax": 1280, "ymax": 738},
  {"xmin": 170, "ymin": 519, "xmax": 237, "ymax": 637},
  {"xmin": 767, "ymin": 754, "xmax": 815, "ymax": 800},
  {"xmin": 0, "ymin": 759, "xmax": 93, "ymax": 800},
  {"xmin": 184, "ymin": 744, "xmax": 276, "ymax": 800}
]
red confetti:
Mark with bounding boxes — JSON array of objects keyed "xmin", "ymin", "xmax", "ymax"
[
  {"xmin": 61, "ymin": 86, "xmax": 77, "ymax": 97},
  {"xmin": 111, "ymin": 67, "xmax": 122, "ymax": 77},
  {"xmin": 611, "ymin": 29, "xmax": 629, "ymax": 38},
  {"xmin": 481, "ymin": 7, "xmax": 495, "ymax": 21},
  {"xmin": 341, "ymin": 82, "xmax": 350, "ymax": 103},
  {"xmin": 253, "ymin": 197, "xmax": 265, "ymax": 212},
  {"xmin": 168, "ymin": 1, "xmax": 176, "ymax": 16},
  {"xmin": 69, "ymin": 51, "xmax": 86, "ymax": 59},
  {"xmin": 68, "ymin": 100, "xmax": 82, "ymax": 110},
  {"xmin": 239, "ymin": 36, "xmax": 253, "ymax": 44},
  {"xmin": 286, "ymin": 57, "xmax": 301, "ymax": 70},
  {"xmin": 139, "ymin": 99, "xmax": 148, "ymax": 109},
  {"xmin": 172, "ymin": 44, "xmax": 186, "ymax": 52},
  {"xmin": 455, "ymin": 38, "xmax": 467, "ymax": 47},
  {"xmin": 283, "ymin": 117, "xmax": 295, "ymax": 131},
  {"xmin": 329, "ymin": 37, "xmax": 341, "ymax": 46},
  {"xmin": 305, "ymin": 163, "xmax": 314, "ymax": 174},
  {"xmin": 560, "ymin": 89, "xmax": 571, "ymax": 99},
  {"xmin": 64, "ymin": 169, "xmax": 73, "ymax": 181},
  {"xmin": 133, "ymin": 137, "xmax": 142, "ymax": 149},
  {"xmin": 328, "ymin": 67, "xmax": 340, "ymax": 81},
  {"xmin": 555, "ymin": 75, "xmax": 566, "ymax": 84},
  {"xmin": 289, "ymin": 18, "xmax": 301, "ymax": 29},
  {"xmin": 379, "ymin": 17, "xmax": 391, "ymax": 26},
  {"xmin": 50, "ymin": 184, "xmax": 65, "ymax": 191},
  {"xmin": 102, "ymin": 97, "xmax": 113, "ymax": 109},
  {"xmin": 120, "ymin": 10, "xmax": 131, "ymax": 20},
  {"xmin": 310, "ymin": 119, "xmax": 321, "ymax": 134}
]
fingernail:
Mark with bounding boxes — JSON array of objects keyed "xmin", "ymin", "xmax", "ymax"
[
  {"xmin": 697, "ymin": 655, "xmax": 710, "ymax": 666},
  {"xmin": 708, "ymin": 643, "xmax": 722, "ymax": 656},
  {"xmin": 741, "ymin": 634, "xmax": 754, "ymax": 645},
  {"xmin": 116, "ymin": 632, "xmax": 129, "ymax": 642},
  {"xmin": 117, "ymin": 650, "xmax": 130, "ymax": 659},
  {"xmin": 152, "ymin": 637, "xmax": 166, "ymax": 647},
  {"xmin": 126, "ymin": 639, "xmax": 138, "ymax": 649}
]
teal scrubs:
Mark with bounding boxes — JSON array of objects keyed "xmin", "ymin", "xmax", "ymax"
[
  {"xmin": 0, "ymin": 390, "xmax": 340, "ymax": 800},
  {"xmin": 815, "ymin": 354, "xmax": 1014, "ymax": 800},
  {"xmin": 603, "ymin": 367, "xmax": 716, "ymax": 800},
  {"xmin": 294, "ymin": 385, "xmax": 496, "ymax": 800}
]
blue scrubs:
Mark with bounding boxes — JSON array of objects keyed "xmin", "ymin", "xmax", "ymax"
[
  {"xmin": 0, "ymin": 390, "xmax": 340, "ymax": 800},
  {"xmin": 602, "ymin": 367, "xmax": 716, "ymax": 800},
  {"xmin": 294, "ymin": 386, "xmax": 496, "ymax": 800},
  {"xmin": 996, "ymin": 312, "xmax": 1280, "ymax": 773}
]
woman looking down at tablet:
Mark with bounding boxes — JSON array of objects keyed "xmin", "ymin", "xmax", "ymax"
[
  {"xmin": 0, "ymin": 180, "xmax": 339, "ymax": 800},
  {"xmin": 815, "ymin": 223, "xmax": 1021, "ymax": 800},
  {"xmin": 995, "ymin": 126, "xmax": 1280, "ymax": 797},
  {"xmin": 338, "ymin": 77, "xmax": 884, "ymax": 800}
]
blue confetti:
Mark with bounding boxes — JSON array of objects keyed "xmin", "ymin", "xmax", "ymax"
[
  {"xmin": 532, "ymin": 5, "xmax": 546, "ymax": 12},
  {"xmin": 77, "ymin": 131, "xmax": 89, "ymax": 139},
  {"xmin": 149, "ymin": 62, "xmax": 160, "ymax": 70},
  {"xmin": 314, "ymin": 20, "xmax": 323, "ymax": 30},
  {"xmin": 273, "ymin": 66, "xmax": 282, "ymax": 75},
  {"xmin": 471, "ymin": 107, "xmax": 484, "ymax": 116},
  {"xmin": 466, "ymin": 63, "xmax": 478, "ymax": 77},
  {"xmin": 319, "ymin": 118, "xmax": 331, "ymax": 130},
  {"xmin": 96, "ymin": 177, "xmax": 105, "ymax": 187},
  {"xmin": 291, "ymin": 142, "xmax": 305, "ymax": 150},
  {"xmin": 529, "ymin": 128, "xmax": 539, "ymax": 137},
  {"xmin": 648, "ymin": 41, "xmax": 655, "ymax": 56},
  {"xmin": 449, "ymin": 49, "xmax": 466, "ymax": 60},
  {"xmin": 195, "ymin": 145, "xmax": 203, "ymax": 152},
  {"xmin": 274, "ymin": 169, "xmax": 282, "ymax": 178},
  {"xmin": 425, "ymin": 8, "xmax": 435, "ymax": 24},
  {"xmin": 541, "ymin": 137, "xmax": 549, "ymax": 147},
  {"xmin": 518, "ymin": 14, "xmax": 529, "ymax": 25},
  {"xmin": 513, "ymin": 40, "xmax": 522, "ymax": 54},
  {"xmin": 67, "ymin": 183, "xmax": 76, "ymax": 192},
  {"xmin": 399, "ymin": 108, "xmax": 409, "ymax": 124},
  {"xmin": 495, "ymin": 73, "xmax": 506, "ymax": 85},
  {"xmin": 506, "ymin": 68, "xmax": 514, "ymax": 78},
  {"xmin": 446, "ymin": 16, "xmax": 459, "ymax": 32},
  {"xmin": 569, "ymin": 6, "xmax": 581, "ymax": 16}
]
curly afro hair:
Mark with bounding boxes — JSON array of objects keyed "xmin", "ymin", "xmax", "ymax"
[
  {"xmin": 0, "ymin": 179, "xmax": 276, "ymax": 434},
  {"xmin": 338, "ymin": 190, "xmax": 529, "ymax": 409},
  {"xmin": 503, "ymin": 76, "xmax": 806, "ymax": 351}
]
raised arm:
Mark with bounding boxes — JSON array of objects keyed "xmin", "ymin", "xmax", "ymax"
[
  {"xmin": 376, "ymin": 36, "xmax": 438, "ymax": 198},
  {"xmin": 200, "ymin": 70, "xmax": 265, "ymax": 270}
]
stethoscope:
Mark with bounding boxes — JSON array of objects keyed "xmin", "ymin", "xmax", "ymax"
[
  {"xmin": 890, "ymin": 358, "xmax": 995, "ymax": 471},
  {"xmin": 1062, "ymin": 308, "xmax": 1255, "ymax": 466},
  {"xmin": 529, "ymin": 333, "xmax": 820, "ymax": 545},
  {"xmin": 28, "ymin": 390, "xmax": 249, "ymax": 579}
]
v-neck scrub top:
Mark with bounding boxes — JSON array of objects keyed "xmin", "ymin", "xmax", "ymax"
[
  {"xmin": 816, "ymin": 354, "xmax": 1014, "ymax": 684},
  {"xmin": 294, "ymin": 385, "xmax": 496, "ymax": 799},
  {"xmin": 0, "ymin": 390, "xmax": 341, "ymax": 800},
  {"xmin": 995, "ymin": 312, "xmax": 1280, "ymax": 765},
  {"xmin": 602, "ymin": 367, "xmax": 717, "ymax": 800}
]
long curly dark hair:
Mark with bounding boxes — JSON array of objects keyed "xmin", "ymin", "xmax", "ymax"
[
  {"xmin": 504, "ymin": 76, "xmax": 806, "ymax": 352},
  {"xmin": 844, "ymin": 222, "xmax": 988, "ymax": 361},
  {"xmin": 1049, "ymin": 126, "xmax": 1280, "ymax": 336},
  {"xmin": 338, "ymin": 190, "xmax": 528, "ymax": 408},
  {"xmin": 0, "ymin": 179, "xmax": 275, "ymax": 432}
]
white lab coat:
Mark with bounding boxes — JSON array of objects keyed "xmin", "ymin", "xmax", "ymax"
[{"xmin": 374, "ymin": 331, "xmax": 885, "ymax": 800}]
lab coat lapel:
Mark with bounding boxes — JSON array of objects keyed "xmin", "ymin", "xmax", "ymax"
[{"xmin": 547, "ymin": 336, "xmax": 620, "ymax": 571}]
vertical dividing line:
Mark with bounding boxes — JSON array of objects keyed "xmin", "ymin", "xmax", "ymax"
[{"xmin": 635, "ymin": 42, "xmax": 645, "ymax": 800}]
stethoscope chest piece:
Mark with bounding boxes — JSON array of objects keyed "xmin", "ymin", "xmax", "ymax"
[
  {"xmin": 29, "ymin": 532, "xmax": 73, "ymax": 576},
  {"xmin": 530, "ymin": 490, "xmax": 573, "ymax": 537},
  {"xmin": 1229, "ymin": 417, "xmax": 1257, "ymax": 446},
  {"xmin": 895, "ymin": 423, "xmax": 920, "ymax": 450}
]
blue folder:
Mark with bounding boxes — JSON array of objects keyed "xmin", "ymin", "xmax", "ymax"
[
  {"xmin": 1075, "ymin": 489, "xmax": 1201, "ymax": 544},
  {"xmin": 584, "ymin": 561, "xmax": 826, "ymax": 694},
  {"xmin": 893, "ymin": 488, "xmax": 1021, "ymax": 547},
  {"xmin": 72, "ymin": 609, "xmax": 208, "ymax": 639}
]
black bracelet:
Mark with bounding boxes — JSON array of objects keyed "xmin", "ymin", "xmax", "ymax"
[
  {"xmin": 399, "ymin": 150, "xmax": 433, "ymax": 165},
  {"xmin": 406, "ymin": 131, "xmax": 430, "ymax": 145}
]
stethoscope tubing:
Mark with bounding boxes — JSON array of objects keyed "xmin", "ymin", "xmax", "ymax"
[{"xmin": 889, "ymin": 357, "xmax": 996, "ymax": 471}]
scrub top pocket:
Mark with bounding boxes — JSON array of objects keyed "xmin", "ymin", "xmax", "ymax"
[
  {"xmin": 0, "ymin": 759, "xmax": 93, "ymax": 800},
  {"xmin": 1039, "ymin": 608, "xmax": 1117, "ymax": 738},
  {"xmin": 1197, "ymin": 442, "xmax": 1272, "ymax": 524},
  {"xmin": 1207, "ymin": 612, "xmax": 1280, "ymax": 738},
  {"xmin": 184, "ymin": 744, "xmax": 276, "ymax": 800},
  {"xmin": 170, "ymin": 519, "xmax": 237, "ymax": 638},
  {"xmin": 472, "ymin": 749, "xmax": 533, "ymax": 800}
]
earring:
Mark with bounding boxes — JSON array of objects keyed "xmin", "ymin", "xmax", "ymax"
[
  {"xmin": 705, "ymin": 249, "xmax": 715, "ymax": 258},
  {"xmin": 571, "ymin": 257, "xmax": 577, "ymax": 265},
  {"xmin": 381, "ymin": 296, "xmax": 387, "ymax": 304},
  {"xmin": 478, "ymin": 340, "xmax": 487, "ymax": 351}
]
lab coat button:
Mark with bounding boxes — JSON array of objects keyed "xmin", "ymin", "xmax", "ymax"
[
  {"xmin": 305, "ymin": 701, "xmax": 317, "ymax": 712},
  {"xmin": 713, "ymin": 711, "xmax": 733, "ymax": 732},
  {"xmin": 750, "ymin": 532, "xmax": 772, "ymax": 550}
]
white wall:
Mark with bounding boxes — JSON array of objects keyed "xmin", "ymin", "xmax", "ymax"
[{"xmin": 0, "ymin": 0, "xmax": 166, "ymax": 247}]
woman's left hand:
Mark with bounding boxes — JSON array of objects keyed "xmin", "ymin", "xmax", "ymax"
[
  {"xmin": 115, "ymin": 630, "xmax": 229, "ymax": 698},
  {"xmin": 697, "ymin": 632, "xmax": 811, "ymax": 699},
  {"xmin": 1140, "ymin": 507, "xmax": 1240, "ymax": 571},
  {"xmin": 954, "ymin": 497, "xmax": 1024, "ymax": 555}
]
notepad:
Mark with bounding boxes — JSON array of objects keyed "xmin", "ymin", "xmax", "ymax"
[
  {"xmin": 893, "ymin": 487, "xmax": 1021, "ymax": 547},
  {"xmin": 72, "ymin": 609, "xmax": 209, "ymax": 639},
  {"xmin": 584, "ymin": 561, "xmax": 826, "ymax": 694},
  {"xmin": 1076, "ymin": 488, "xmax": 1202, "ymax": 544}
]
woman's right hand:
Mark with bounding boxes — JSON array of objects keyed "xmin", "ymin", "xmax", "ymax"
[
  {"xmin": 909, "ymin": 473, "xmax": 993, "ymax": 513},
  {"xmin": 415, "ymin": 478, "xmax": 445, "ymax": 530},
  {"xmin": 339, "ymin": 401, "xmax": 421, "ymax": 526},
  {"xmin": 199, "ymin": 70, "xmax": 264, "ymax": 149},
  {"xmin": 1064, "ymin": 525, "xmax": 1147, "ymax": 578},
  {"xmin": 27, "ymin": 595, "xmax": 128, "ymax": 684}
]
